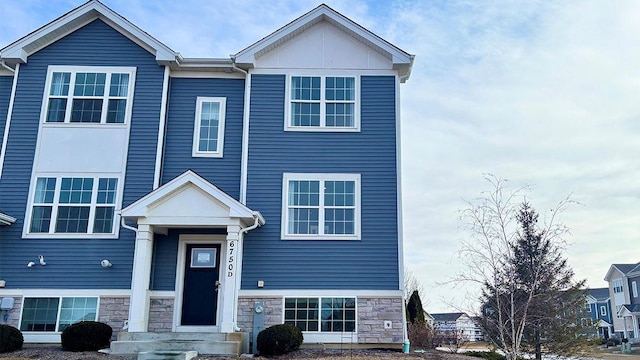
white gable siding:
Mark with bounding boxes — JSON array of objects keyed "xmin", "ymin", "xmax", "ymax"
[{"xmin": 255, "ymin": 21, "xmax": 392, "ymax": 70}]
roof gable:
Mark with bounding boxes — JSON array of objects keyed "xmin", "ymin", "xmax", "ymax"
[
  {"xmin": 605, "ymin": 263, "xmax": 640, "ymax": 281},
  {"xmin": 234, "ymin": 4, "xmax": 414, "ymax": 82},
  {"xmin": 121, "ymin": 170, "xmax": 264, "ymax": 227},
  {"xmin": 431, "ymin": 312, "xmax": 466, "ymax": 322},
  {"xmin": 588, "ymin": 287, "xmax": 610, "ymax": 301},
  {"xmin": 0, "ymin": 0, "xmax": 177, "ymax": 66}
]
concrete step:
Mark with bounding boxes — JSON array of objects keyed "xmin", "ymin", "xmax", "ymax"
[
  {"xmin": 118, "ymin": 332, "xmax": 229, "ymax": 342},
  {"xmin": 138, "ymin": 350, "xmax": 198, "ymax": 360},
  {"xmin": 111, "ymin": 332, "xmax": 245, "ymax": 356},
  {"xmin": 110, "ymin": 339, "xmax": 241, "ymax": 355}
]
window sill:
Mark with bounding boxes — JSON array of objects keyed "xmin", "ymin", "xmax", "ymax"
[
  {"xmin": 22, "ymin": 233, "xmax": 119, "ymax": 240},
  {"xmin": 285, "ymin": 126, "xmax": 360, "ymax": 133},
  {"xmin": 281, "ymin": 234, "xmax": 360, "ymax": 241}
]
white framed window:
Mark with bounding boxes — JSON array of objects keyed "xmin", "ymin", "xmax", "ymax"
[
  {"xmin": 600, "ymin": 306, "xmax": 607, "ymax": 316},
  {"xmin": 286, "ymin": 75, "xmax": 359, "ymax": 132},
  {"xmin": 281, "ymin": 173, "xmax": 361, "ymax": 240},
  {"xmin": 284, "ymin": 297, "xmax": 356, "ymax": 333},
  {"xmin": 20, "ymin": 297, "xmax": 98, "ymax": 332},
  {"xmin": 613, "ymin": 279, "xmax": 623, "ymax": 293},
  {"xmin": 25, "ymin": 175, "xmax": 120, "ymax": 237},
  {"xmin": 192, "ymin": 97, "xmax": 226, "ymax": 157},
  {"xmin": 633, "ymin": 281, "xmax": 638, "ymax": 298},
  {"xmin": 42, "ymin": 66, "xmax": 135, "ymax": 124}
]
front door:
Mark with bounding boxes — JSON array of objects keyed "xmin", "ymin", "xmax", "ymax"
[{"xmin": 181, "ymin": 244, "xmax": 221, "ymax": 326}]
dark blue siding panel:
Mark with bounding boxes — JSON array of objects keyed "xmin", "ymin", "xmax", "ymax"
[
  {"xmin": 242, "ymin": 75, "xmax": 399, "ymax": 290},
  {"xmin": 0, "ymin": 75, "xmax": 12, "ymax": 148},
  {"xmin": 150, "ymin": 228, "xmax": 227, "ymax": 291},
  {"xmin": 161, "ymin": 77, "xmax": 244, "ymax": 197},
  {"xmin": 0, "ymin": 20, "xmax": 164, "ymax": 289}
]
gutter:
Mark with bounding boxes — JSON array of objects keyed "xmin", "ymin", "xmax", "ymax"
[{"xmin": 0, "ymin": 61, "xmax": 15, "ymax": 73}]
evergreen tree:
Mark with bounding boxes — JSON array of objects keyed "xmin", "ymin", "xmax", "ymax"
[{"xmin": 407, "ymin": 290, "xmax": 426, "ymax": 324}]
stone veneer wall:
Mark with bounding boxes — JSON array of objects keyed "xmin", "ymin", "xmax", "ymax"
[
  {"xmin": 357, "ymin": 297, "xmax": 404, "ymax": 344},
  {"xmin": 99, "ymin": 297, "xmax": 129, "ymax": 341},
  {"xmin": 147, "ymin": 297, "xmax": 175, "ymax": 333},
  {"xmin": 0, "ymin": 296, "xmax": 22, "ymax": 328},
  {"xmin": 237, "ymin": 296, "xmax": 404, "ymax": 344},
  {"xmin": 237, "ymin": 297, "xmax": 283, "ymax": 334}
]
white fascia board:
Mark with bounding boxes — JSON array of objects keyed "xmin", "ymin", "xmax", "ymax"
[
  {"xmin": 586, "ymin": 294, "xmax": 597, "ymax": 303},
  {"xmin": 234, "ymin": 4, "xmax": 413, "ymax": 69},
  {"xmin": 0, "ymin": 0, "xmax": 177, "ymax": 65},
  {"xmin": 604, "ymin": 265, "xmax": 620, "ymax": 281}
]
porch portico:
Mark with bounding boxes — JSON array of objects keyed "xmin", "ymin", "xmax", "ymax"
[{"xmin": 120, "ymin": 171, "xmax": 264, "ymax": 333}]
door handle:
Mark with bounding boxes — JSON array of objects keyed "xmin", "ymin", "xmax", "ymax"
[{"xmin": 215, "ymin": 280, "xmax": 221, "ymax": 292}]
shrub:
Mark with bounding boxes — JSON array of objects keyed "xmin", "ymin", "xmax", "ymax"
[
  {"xmin": 465, "ymin": 350, "xmax": 507, "ymax": 360},
  {"xmin": 408, "ymin": 320, "xmax": 434, "ymax": 349},
  {"xmin": 0, "ymin": 324, "xmax": 23, "ymax": 353},
  {"xmin": 61, "ymin": 321, "xmax": 112, "ymax": 352},
  {"xmin": 256, "ymin": 324, "xmax": 303, "ymax": 356}
]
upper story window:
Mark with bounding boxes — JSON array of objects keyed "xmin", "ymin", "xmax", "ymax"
[
  {"xmin": 633, "ymin": 281, "xmax": 638, "ymax": 298},
  {"xmin": 600, "ymin": 305, "xmax": 607, "ymax": 316},
  {"xmin": 282, "ymin": 173, "xmax": 360, "ymax": 240},
  {"xmin": 286, "ymin": 75, "xmax": 359, "ymax": 132},
  {"xmin": 43, "ymin": 66, "xmax": 136, "ymax": 124},
  {"xmin": 26, "ymin": 175, "xmax": 120, "ymax": 237},
  {"xmin": 192, "ymin": 97, "xmax": 226, "ymax": 157},
  {"xmin": 613, "ymin": 279, "xmax": 623, "ymax": 293}
]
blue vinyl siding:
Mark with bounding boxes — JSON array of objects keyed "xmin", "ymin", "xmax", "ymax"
[
  {"xmin": 242, "ymin": 75, "xmax": 399, "ymax": 290},
  {"xmin": 150, "ymin": 228, "xmax": 227, "ymax": 291},
  {"xmin": 0, "ymin": 75, "xmax": 13, "ymax": 148},
  {"xmin": 161, "ymin": 77, "xmax": 245, "ymax": 197},
  {"xmin": 0, "ymin": 19, "xmax": 164, "ymax": 289}
]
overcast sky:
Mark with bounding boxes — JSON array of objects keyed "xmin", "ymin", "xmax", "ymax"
[{"xmin": 1, "ymin": 0, "xmax": 639, "ymax": 313}]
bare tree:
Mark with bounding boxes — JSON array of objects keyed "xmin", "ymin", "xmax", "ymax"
[
  {"xmin": 455, "ymin": 175, "xmax": 574, "ymax": 360},
  {"xmin": 404, "ymin": 267, "xmax": 425, "ymax": 301}
]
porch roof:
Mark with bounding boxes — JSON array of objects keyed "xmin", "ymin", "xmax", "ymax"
[{"xmin": 120, "ymin": 170, "xmax": 264, "ymax": 229}]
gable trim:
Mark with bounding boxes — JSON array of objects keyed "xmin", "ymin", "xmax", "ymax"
[
  {"xmin": 121, "ymin": 170, "xmax": 264, "ymax": 224},
  {"xmin": 234, "ymin": 4, "xmax": 414, "ymax": 81},
  {"xmin": 0, "ymin": 0, "xmax": 177, "ymax": 66}
]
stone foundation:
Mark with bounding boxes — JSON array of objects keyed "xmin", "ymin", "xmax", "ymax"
[
  {"xmin": 148, "ymin": 297, "xmax": 175, "ymax": 333},
  {"xmin": 238, "ymin": 296, "xmax": 404, "ymax": 345},
  {"xmin": 99, "ymin": 296, "xmax": 130, "ymax": 340},
  {"xmin": 0, "ymin": 296, "xmax": 22, "ymax": 328},
  {"xmin": 357, "ymin": 297, "xmax": 404, "ymax": 343},
  {"xmin": 237, "ymin": 297, "xmax": 282, "ymax": 332}
]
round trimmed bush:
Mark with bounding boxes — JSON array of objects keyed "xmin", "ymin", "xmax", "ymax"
[
  {"xmin": 256, "ymin": 324, "xmax": 303, "ymax": 356},
  {"xmin": 0, "ymin": 324, "xmax": 23, "ymax": 353},
  {"xmin": 61, "ymin": 321, "xmax": 112, "ymax": 351}
]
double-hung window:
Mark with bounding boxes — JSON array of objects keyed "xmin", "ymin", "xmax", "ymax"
[
  {"xmin": 613, "ymin": 279, "xmax": 623, "ymax": 293},
  {"xmin": 282, "ymin": 173, "xmax": 360, "ymax": 240},
  {"xmin": 28, "ymin": 176, "xmax": 119, "ymax": 236},
  {"xmin": 192, "ymin": 97, "xmax": 226, "ymax": 157},
  {"xmin": 284, "ymin": 297, "xmax": 356, "ymax": 333},
  {"xmin": 600, "ymin": 306, "xmax": 607, "ymax": 316},
  {"xmin": 43, "ymin": 66, "xmax": 135, "ymax": 124},
  {"xmin": 20, "ymin": 297, "xmax": 98, "ymax": 332},
  {"xmin": 287, "ymin": 75, "xmax": 359, "ymax": 131}
]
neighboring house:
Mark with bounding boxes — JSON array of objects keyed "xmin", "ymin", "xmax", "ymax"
[
  {"xmin": 0, "ymin": 0, "xmax": 414, "ymax": 354},
  {"xmin": 604, "ymin": 262, "xmax": 640, "ymax": 342},
  {"xmin": 431, "ymin": 312, "xmax": 483, "ymax": 342},
  {"xmin": 586, "ymin": 288, "xmax": 614, "ymax": 339}
]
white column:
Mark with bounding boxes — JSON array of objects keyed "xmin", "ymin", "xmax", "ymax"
[
  {"xmin": 633, "ymin": 316, "xmax": 639, "ymax": 339},
  {"xmin": 127, "ymin": 224, "xmax": 154, "ymax": 332},
  {"xmin": 220, "ymin": 225, "xmax": 240, "ymax": 333}
]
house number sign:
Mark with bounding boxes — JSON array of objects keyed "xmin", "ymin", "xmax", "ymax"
[{"xmin": 227, "ymin": 240, "xmax": 236, "ymax": 277}]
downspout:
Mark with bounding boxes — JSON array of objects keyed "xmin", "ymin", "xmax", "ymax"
[
  {"xmin": 230, "ymin": 56, "xmax": 251, "ymax": 204},
  {"xmin": 1, "ymin": 61, "xmax": 15, "ymax": 73},
  {"xmin": 233, "ymin": 212, "xmax": 265, "ymax": 331},
  {"xmin": 120, "ymin": 214, "xmax": 138, "ymax": 232}
]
